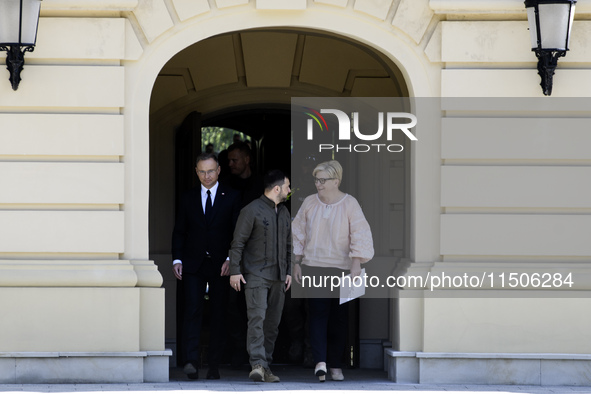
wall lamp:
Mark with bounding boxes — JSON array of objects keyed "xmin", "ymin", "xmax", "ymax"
[
  {"xmin": 0, "ymin": 0, "xmax": 42, "ymax": 91},
  {"xmin": 525, "ymin": 0, "xmax": 576, "ymax": 96}
]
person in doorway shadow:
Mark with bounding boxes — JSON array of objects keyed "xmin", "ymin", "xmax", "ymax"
[
  {"xmin": 225, "ymin": 141, "xmax": 264, "ymax": 208},
  {"xmin": 223, "ymin": 141, "xmax": 264, "ymax": 368}
]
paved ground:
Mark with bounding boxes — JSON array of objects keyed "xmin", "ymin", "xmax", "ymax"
[{"xmin": 1, "ymin": 366, "xmax": 591, "ymax": 393}]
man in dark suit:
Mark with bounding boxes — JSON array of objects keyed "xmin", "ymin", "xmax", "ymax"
[{"xmin": 172, "ymin": 152, "xmax": 241, "ymax": 380}]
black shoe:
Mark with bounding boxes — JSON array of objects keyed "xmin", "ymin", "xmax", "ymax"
[
  {"xmin": 206, "ymin": 368, "xmax": 220, "ymax": 380},
  {"xmin": 288, "ymin": 342, "xmax": 304, "ymax": 363},
  {"xmin": 183, "ymin": 362, "xmax": 199, "ymax": 380},
  {"xmin": 231, "ymin": 351, "xmax": 248, "ymax": 370},
  {"xmin": 303, "ymin": 350, "xmax": 314, "ymax": 368}
]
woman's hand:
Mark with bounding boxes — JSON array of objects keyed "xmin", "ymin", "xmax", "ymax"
[
  {"xmin": 350, "ymin": 258, "xmax": 362, "ymax": 278},
  {"xmin": 293, "ymin": 255, "xmax": 303, "ymax": 284},
  {"xmin": 293, "ymin": 263, "xmax": 302, "ymax": 284}
]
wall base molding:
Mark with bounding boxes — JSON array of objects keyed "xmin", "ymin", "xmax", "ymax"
[
  {"xmin": 386, "ymin": 350, "xmax": 591, "ymax": 385},
  {"xmin": 0, "ymin": 351, "xmax": 171, "ymax": 384}
]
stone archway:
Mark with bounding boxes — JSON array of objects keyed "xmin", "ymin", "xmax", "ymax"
[
  {"xmin": 124, "ymin": 3, "xmax": 439, "ymax": 264},
  {"xmin": 123, "ymin": 2, "xmax": 441, "ymax": 374},
  {"xmin": 146, "ymin": 29, "xmax": 416, "ymax": 367}
]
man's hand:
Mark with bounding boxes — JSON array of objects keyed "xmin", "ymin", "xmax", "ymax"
[
  {"xmin": 220, "ymin": 259, "xmax": 230, "ymax": 276},
  {"xmin": 285, "ymin": 275, "xmax": 292, "ymax": 291},
  {"xmin": 230, "ymin": 274, "xmax": 246, "ymax": 291},
  {"xmin": 293, "ymin": 264, "xmax": 302, "ymax": 284},
  {"xmin": 173, "ymin": 263, "xmax": 183, "ymax": 280}
]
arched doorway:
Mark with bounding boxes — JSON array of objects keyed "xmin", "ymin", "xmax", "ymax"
[{"xmin": 147, "ymin": 28, "xmax": 411, "ymax": 369}]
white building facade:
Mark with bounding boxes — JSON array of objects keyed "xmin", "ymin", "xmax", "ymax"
[{"xmin": 1, "ymin": 0, "xmax": 591, "ymax": 385}]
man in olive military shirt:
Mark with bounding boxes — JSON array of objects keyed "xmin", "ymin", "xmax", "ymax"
[{"xmin": 229, "ymin": 169, "xmax": 292, "ymax": 383}]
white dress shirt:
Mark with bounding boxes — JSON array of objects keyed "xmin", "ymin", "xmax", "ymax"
[
  {"xmin": 201, "ymin": 182, "xmax": 219, "ymax": 213},
  {"xmin": 173, "ymin": 182, "xmax": 219, "ymax": 266}
]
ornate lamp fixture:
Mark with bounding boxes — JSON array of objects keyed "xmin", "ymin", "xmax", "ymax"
[
  {"xmin": 0, "ymin": 0, "xmax": 42, "ymax": 91},
  {"xmin": 524, "ymin": 0, "xmax": 576, "ymax": 96}
]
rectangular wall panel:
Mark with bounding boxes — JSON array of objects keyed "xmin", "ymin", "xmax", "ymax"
[
  {"xmin": 442, "ymin": 21, "xmax": 531, "ymax": 63},
  {"xmin": 441, "ymin": 166, "xmax": 591, "ymax": 208},
  {"xmin": 0, "ymin": 288, "xmax": 139, "ymax": 352},
  {"xmin": 431, "ymin": 0, "xmax": 525, "ymax": 13},
  {"xmin": 0, "ymin": 211, "xmax": 124, "ymax": 253},
  {"xmin": 442, "ymin": 70, "xmax": 591, "ymax": 97},
  {"xmin": 442, "ymin": 118, "xmax": 591, "ymax": 160},
  {"xmin": 31, "ymin": 18, "xmax": 125, "ymax": 60},
  {"xmin": 0, "ymin": 114, "xmax": 124, "ymax": 156},
  {"xmin": 0, "ymin": 66, "xmax": 124, "ymax": 108},
  {"xmin": 42, "ymin": 1, "xmax": 138, "ymax": 10},
  {"xmin": 0, "ymin": 163, "xmax": 124, "ymax": 204},
  {"xmin": 423, "ymin": 298, "xmax": 591, "ymax": 353},
  {"xmin": 442, "ymin": 21, "xmax": 591, "ymax": 63},
  {"xmin": 432, "ymin": 0, "xmax": 591, "ymax": 13},
  {"xmin": 441, "ymin": 214, "xmax": 591, "ymax": 256}
]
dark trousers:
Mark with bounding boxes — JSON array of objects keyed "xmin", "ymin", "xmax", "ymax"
[
  {"xmin": 226, "ymin": 286, "xmax": 248, "ymax": 363},
  {"xmin": 244, "ymin": 274, "xmax": 285, "ymax": 369},
  {"xmin": 308, "ymin": 297, "xmax": 348, "ymax": 368},
  {"xmin": 282, "ymin": 289, "xmax": 306, "ymax": 353},
  {"xmin": 182, "ymin": 259, "xmax": 228, "ymax": 367}
]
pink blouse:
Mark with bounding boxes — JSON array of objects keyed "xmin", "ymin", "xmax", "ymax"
[{"xmin": 292, "ymin": 193, "xmax": 374, "ymax": 270}]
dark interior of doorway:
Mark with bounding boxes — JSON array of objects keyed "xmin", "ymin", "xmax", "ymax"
[
  {"xmin": 204, "ymin": 108, "xmax": 291, "ymax": 177},
  {"xmin": 175, "ymin": 107, "xmax": 360, "ymax": 369}
]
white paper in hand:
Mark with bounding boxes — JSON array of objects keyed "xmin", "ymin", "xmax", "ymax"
[{"xmin": 339, "ymin": 268, "xmax": 366, "ymax": 304}]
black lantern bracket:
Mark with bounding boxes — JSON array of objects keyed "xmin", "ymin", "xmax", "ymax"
[
  {"xmin": 534, "ymin": 49, "xmax": 566, "ymax": 96},
  {"xmin": 0, "ymin": 44, "xmax": 35, "ymax": 91}
]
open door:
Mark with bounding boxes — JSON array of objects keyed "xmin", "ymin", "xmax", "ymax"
[{"xmin": 174, "ymin": 111, "xmax": 202, "ymax": 366}]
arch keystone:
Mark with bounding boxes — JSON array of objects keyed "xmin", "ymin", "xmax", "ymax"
[{"xmin": 256, "ymin": 0, "xmax": 306, "ymax": 10}]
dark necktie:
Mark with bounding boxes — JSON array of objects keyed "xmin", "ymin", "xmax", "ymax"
[{"xmin": 205, "ymin": 190, "xmax": 212, "ymax": 221}]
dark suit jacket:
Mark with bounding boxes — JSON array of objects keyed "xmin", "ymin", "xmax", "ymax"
[{"xmin": 172, "ymin": 182, "xmax": 241, "ymax": 274}]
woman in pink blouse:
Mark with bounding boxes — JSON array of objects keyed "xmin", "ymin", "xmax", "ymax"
[{"xmin": 292, "ymin": 160, "xmax": 374, "ymax": 382}]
